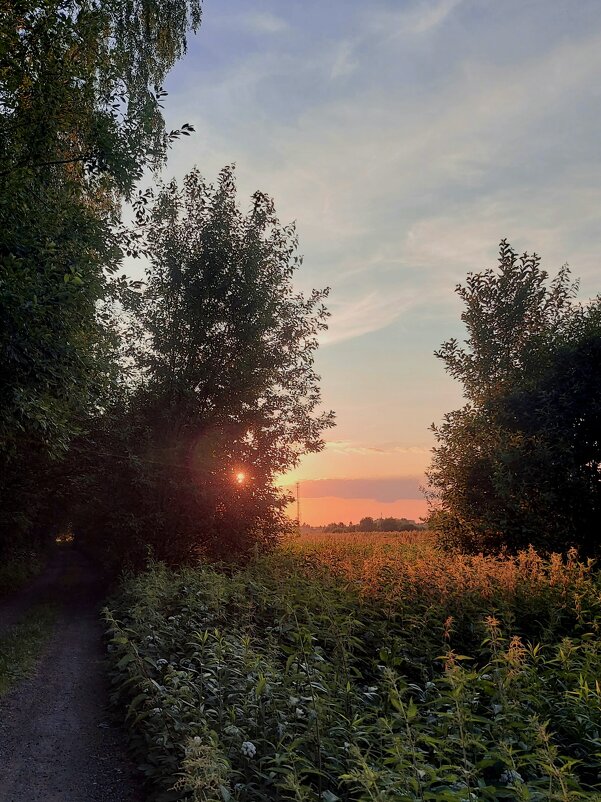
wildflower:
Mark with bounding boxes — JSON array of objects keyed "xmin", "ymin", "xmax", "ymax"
[
  {"xmin": 241, "ymin": 741, "xmax": 256, "ymax": 758},
  {"xmin": 443, "ymin": 616, "xmax": 454, "ymax": 641},
  {"xmin": 295, "ymin": 707, "xmax": 306, "ymax": 719},
  {"xmin": 224, "ymin": 724, "xmax": 241, "ymax": 737},
  {"xmin": 151, "ymin": 707, "xmax": 162, "ymax": 715},
  {"xmin": 500, "ymin": 769, "xmax": 523, "ymax": 784},
  {"xmin": 193, "ymin": 736, "xmax": 202, "ymax": 745},
  {"xmin": 507, "ymin": 635, "xmax": 527, "ymax": 666},
  {"xmin": 484, "ymin": 615, "xmax": 501, "ymax": 632}
]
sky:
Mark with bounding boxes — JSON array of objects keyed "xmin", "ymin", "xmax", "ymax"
[{"xmin": 150, "ymin": 0, "xmax": 601, "ymax": 525}]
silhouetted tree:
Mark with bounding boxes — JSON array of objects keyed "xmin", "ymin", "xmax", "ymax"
[
  {"xmin": 74, "ymin": 168, "xmax": 334, "ymax": 565},
  {"xmin": 428, "ymin": 240, "xmax": 601, "ymax": 554}
]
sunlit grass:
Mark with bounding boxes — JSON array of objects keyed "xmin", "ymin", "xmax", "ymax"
[{"xmin": 281, "ymin": 530, "xmax": 595, "ymax": 611}]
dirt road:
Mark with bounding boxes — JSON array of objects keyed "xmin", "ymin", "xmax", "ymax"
[{"xmin": 0, "ymin": 548, "xmax": 143, "ymax": 802}]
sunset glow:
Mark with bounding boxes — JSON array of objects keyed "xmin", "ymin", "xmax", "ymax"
[{"xmin": 134, "ymin": 0, "xmax": 601, "ymax": 528}]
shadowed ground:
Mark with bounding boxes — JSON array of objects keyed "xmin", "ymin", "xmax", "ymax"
[{"xmin": 0, "ymin": 548, "xmax": 143, "ymax": 802}]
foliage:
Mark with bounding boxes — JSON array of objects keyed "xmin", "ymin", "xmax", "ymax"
[
  {"xmin": 74, "ymin": 168, "xmax": 334, "ymax": 566},
  {"xmin": 1, "ymin": 1, "xmax": 202, "ymax": 189},
  {"xmin": 105, "ymin": 544, "xmax": 601, "ymax": 801},
  {"xmin": 0, "ymin": 1, "xmax": 202, "ymax": 549},
  {"xmin": 427, "ymin": 240, "xmax": 601, "ymax": 554}
]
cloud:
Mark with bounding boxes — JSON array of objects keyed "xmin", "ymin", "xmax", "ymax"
[
  {"xmin": 371, "ymin": 0, "xmax": 466, "ymax": 37},
  {"xmin": 164, "ymin": 5, "xmax": 601, "ymax": 349},
  {"xmin": 293, "ymin": 476, "xmax": 425, "ymax": 502},
  {"xmin": 411, "ymin": 0, "xmax": 465, "ymax": 33},
  {"xmin": 324, "ymin": 440, "xmax": 431, "ymax": 456},
  {"xmin": 330, "ymin": 41, "xmax": 358, "ymax": 79},
  {"xmin": 322, "ymin": 289, "xmax": 416, "ymax": 344},
  {"xmin": 243, "ymin": 12, "xmax": 288, "ymax": 35}
]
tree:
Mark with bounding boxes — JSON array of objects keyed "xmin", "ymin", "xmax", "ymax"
[
  {"xmin": 1, "ymin": 1, "xmax": 201, "ymax": 189},
  {"xmin": 427, "ymin": 240, "xmax": 601, "ymax": 554},
  {"xmin": 73, "ymin": 167, "xmax": 334, "ymax": 565},
  {"xmin": 0, "ymin": 1, "xmax": 202, "ymax": 549}
]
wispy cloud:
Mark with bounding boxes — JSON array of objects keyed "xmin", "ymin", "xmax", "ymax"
[
  {"xmin": 165, "ymin": 0, "xmax": 601, "ymax": 351},
  {"xmin": 370, "ymin": 0, "xmax": 466, "ymax": 37},
  {"xmin": 324, "ymin": 440, "xmax": 431, "ymax": 456},
  {"xmin": 322, "ymin": 289, "xmax": 416, "ymax": 344},
  {"xmin": 243, "ymin": 12, "xmax": 288, "ymax": 35},
  {"xmin": 157, "ymin": 0, "xmax": 601, "ymax": 497},
  {"xmin": 330, "ymin": 41, "xmax": 358, "ymax": 79},
  {"xmin": 292, "ymin": 476, "xmax": 425, "ymax": 502}
]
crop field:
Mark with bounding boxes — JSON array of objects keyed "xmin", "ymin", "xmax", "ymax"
[{"xmin": 106, "ymin": 535, "xmax": 601, "ymax": 801}]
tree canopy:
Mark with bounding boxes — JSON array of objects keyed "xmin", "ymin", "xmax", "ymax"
[
  {"xmin": 0, "ymin": 1, "xmax": 201, "ymax": 550},
  {"xmin": 72, "ymin": 168, "xmax": 334, "ymax": 565},
  {"xmin": 428, "ymin": 240, "xmax": 601, "ymax": 555}
]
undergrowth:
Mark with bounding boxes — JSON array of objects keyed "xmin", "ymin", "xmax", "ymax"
[{"xmin": 105, "ymin": 544, "xmax": 601, "ymax": 801}]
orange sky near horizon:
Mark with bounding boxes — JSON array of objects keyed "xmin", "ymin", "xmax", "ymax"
[
  {"xmin": 285, "ymin": 496, "xmax": 429, "ymax": 526},
  {"xmin": 277, "ymin": 439, "xmax": 432, "ymax": 525}
]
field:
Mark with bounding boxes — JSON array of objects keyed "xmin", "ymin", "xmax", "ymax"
[{"xmin": 106, "ymin": 533, "xmax": 601, "ymax": 801}]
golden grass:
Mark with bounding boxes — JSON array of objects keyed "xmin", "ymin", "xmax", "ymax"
[{"xmin": 280, "ymin": 530, "xmax": 598, "ymax": 611}]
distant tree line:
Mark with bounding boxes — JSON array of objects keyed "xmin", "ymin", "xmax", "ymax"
[{"xmin": 320, "ymin": 517, "xmax": 424, "ymax": 533}]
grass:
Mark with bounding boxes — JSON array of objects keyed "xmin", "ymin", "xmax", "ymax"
[
  {"xmin": 105, "ymin": 536, "xmax": 601, "ymax": 802},
  {"xmin": 0, "ymin": 604, "xmax": 57, "ymax": 696}
]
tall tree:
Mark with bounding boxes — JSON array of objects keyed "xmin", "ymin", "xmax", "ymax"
[
  {"xmin": 428, "ymin": 240, "xmax": 601, "ymax": 554},
  {"xmin": 0, "ymin": 1, "xmax": 201, "ymax": 547},
  {"xmin": 73, "ymin": 168, "xmax": 335, "ymax": 565}
]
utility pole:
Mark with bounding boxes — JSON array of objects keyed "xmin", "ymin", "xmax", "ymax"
[{"xmin": 296, "ymin": 481, "xmax": 301, "ymax": 532}]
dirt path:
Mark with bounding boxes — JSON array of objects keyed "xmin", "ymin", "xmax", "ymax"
[{"xmin": 0, "ymin": 548, "xmax": 144, "ymax": 802}]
